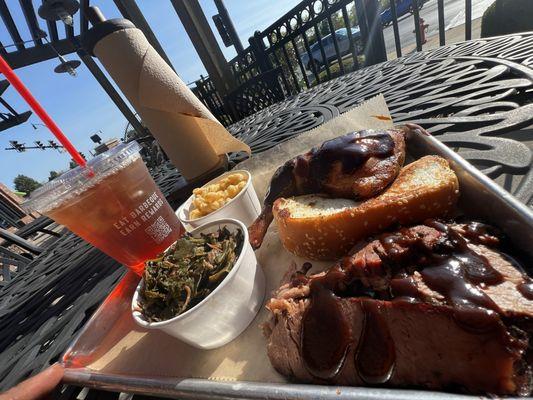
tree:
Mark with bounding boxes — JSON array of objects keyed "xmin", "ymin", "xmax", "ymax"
[
  {"xmin": 69, "ymin": 152, "xmax": 87, "ymax": 169},
  {"xmin": 306, "ymin": 5, "xmax": 358, "ymax": 45},
  {"xmin": 13, "ymin": 175, "xmax": 42, "ymax": 196},
  {"xmin": 379, "ymin": 0, "xmax": 389, "ymax": 10},
  {"xmin": 48, "ymin": 170, "xmax": 60, "ymax": 181}
]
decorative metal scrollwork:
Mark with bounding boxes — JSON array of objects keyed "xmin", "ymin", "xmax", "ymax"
[
  {"xmin": 227, "ymin": 34, "xmax": 533, "ymax": 205},
  {"xmin": 159, "ymin": 35, "xmax": 533, "ymax": 204},
  {"xmin": 2, "ymin": 35, "xmax": 533, "ymax": 392}
]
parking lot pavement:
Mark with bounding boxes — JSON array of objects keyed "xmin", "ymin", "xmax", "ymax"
[{"xmin": 383, "ymin": 0, "xmax": 492, "ymax": 56}]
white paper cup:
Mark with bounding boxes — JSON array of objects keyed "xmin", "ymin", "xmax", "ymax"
[
  {"xmin": 176, "ymin": 170, "xmax": 261, "ymax": 232},
  {"xmin": 131, "ymin": 218, "xmax": 265, "ymax": 349}
]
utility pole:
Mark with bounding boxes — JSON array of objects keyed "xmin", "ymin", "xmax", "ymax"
[
  {"xmin": 213, "ymin": 0, "xmax": 244, "ymax": 55},
  {"xmin": 170, "ymin": 0, "xmax": 236, "ymax": 96}
]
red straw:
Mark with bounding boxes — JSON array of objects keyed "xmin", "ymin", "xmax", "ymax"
[{"xmin": 0, "ymin": 55, "xmax": 87, "ymax": 168}]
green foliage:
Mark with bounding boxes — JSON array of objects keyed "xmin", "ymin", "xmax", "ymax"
[
  {"xmin": 273, "ymin": 42, "xmax": 301, "ymax": 92},
  {"xmin": 481, "ymin": 0, "xmax": 533, "ymax": 38},
  {"xmin": 13, "ymin": 174, "xmax": 41, "ymax": 196},
  {"xmin": 48, "ymin": 171, "xmax": 60, "ymax": 181},
  {"xmin": 306, "ymin": 6, "xmax": 357, "ymax": 45},
  {"xmin": 69, "ymin": 152, "xmax": 87, "ymax": 170},
  {"xmin": 316, "ymin": 53, "xmax": 365, "ymax": 83},
  {"xmin": 271, "ymin": 5, "xmax": 360, "ymax": 91},
  {"xmin": 378, "ymin": 0, "xmax": 389, "ymax": 11}
]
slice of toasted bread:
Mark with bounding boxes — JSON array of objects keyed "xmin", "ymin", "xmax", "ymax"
[{"xmin": 273, "ymin": 155, "xmax": 459, "ymax": 260}]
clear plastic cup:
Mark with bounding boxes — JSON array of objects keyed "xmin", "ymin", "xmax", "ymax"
[{"xmin": 24, "ymin": 141, "xmax": 183, "ymax": 275}]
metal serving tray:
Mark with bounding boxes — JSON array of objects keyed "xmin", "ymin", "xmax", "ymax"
[{"xmin": 61, "ymin": 131, "xmax": 533, "ymax": 399}]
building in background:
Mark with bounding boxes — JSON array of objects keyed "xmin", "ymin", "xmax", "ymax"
[{"xmin": 0, "ymin": 183, "xmax": 33, "ymax": 229}]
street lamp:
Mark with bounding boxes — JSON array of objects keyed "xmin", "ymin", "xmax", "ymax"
[
  {"xmin": 53, "ymin": 55, "xmax": 81, "ymax": 76},
  {"xmin": 35, "ymin": 30, "xmax": 81, "ymax": 77},
  {"xmin": 38, "ymin": 0, "xmax": 80, "ymax": 27}
]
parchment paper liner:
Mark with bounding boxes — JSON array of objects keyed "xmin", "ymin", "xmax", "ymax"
[{"xmin": 63, "ymin": 95, "xmax": 394, "ymax": 382}]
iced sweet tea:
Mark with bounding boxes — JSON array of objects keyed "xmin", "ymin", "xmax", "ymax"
[{"xmin": 45, "ymin": 156, "xmax": 182, "ymax": 275}]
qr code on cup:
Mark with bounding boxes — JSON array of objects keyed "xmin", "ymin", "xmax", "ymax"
[{"xmin": 145, "ymin": 216, "xmax": 172, "ymax": 244}]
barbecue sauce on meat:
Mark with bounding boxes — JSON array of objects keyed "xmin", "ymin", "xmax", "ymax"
[
  {"xmin": 251, "ymin": 130, "xmax": 402, "ymax": 250},
  {"xmin": 290, "ymin": 262, "xmax": 312, "ymax": 287},
  {"xmin": 355, "ymin": 300, "xmax": 396, "ymax": 384},
  {"xmin": 263, "ymin": 159, "xmax": 297, "ymax": 206},
  {"xmin": 420, "ymin": 221, "xmax": 504, "ymax": 330},
  {"xmin": 301, "ymin": 269, "xmax": 351, "ymax": 380},
  {"xmin": 309, "ymin": 132, "xmax": 395, "ymax": 180},
  {"xmin": 460, "ymin": 221, "xmax": 500, "ymax": 247},
  {"xmin": 302, "ymin": 265, "xmax": 397, "ymax": 382},
  {"xmin": 377, "ymin": 221, "xmax": 504, "ymax": 305},
  {"xmin": 389, "ymin": 276, "xmax": 421, "ymax": 302},
  {"xmin": 517, "ymin": 281, "xmax": 533, "ymax": 300},
  {"xmin": 300, "ymin": 220, "xmax": 528, "ymax": 381},
  {"xmin": 264, "ymin": 132, "xmax": 395, "ymax": 207},
  {"xmin": 380, "ymin": 220, "xmax": 505, "ymax": 332}
]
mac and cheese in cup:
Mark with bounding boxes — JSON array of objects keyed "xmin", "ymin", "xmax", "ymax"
[{"xmin": 176, "ymin": 170, "xmax": 261, "ymax": 231}]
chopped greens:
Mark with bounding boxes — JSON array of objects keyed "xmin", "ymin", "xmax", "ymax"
[{"xmin": 139, "ymin": 227, "xmax": 244, "ymax": 322}]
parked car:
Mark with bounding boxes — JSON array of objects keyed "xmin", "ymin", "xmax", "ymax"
[
  {"xmin": 301, "ymin": 27, "xmax": 362, "ymax": 71},
  {"xmin": 381, "ymin": 0, "xmax": 424, "ymax": 26}
]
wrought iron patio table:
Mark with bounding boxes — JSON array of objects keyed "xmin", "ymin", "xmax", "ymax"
[{"xmin": 1, "ymin": 33, "xmax": 533, "ymax": 398}]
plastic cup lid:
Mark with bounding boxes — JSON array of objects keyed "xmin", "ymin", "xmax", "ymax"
[{"xmin": 24, "ymin": 140, "xmax": 141, "ymax": 214}]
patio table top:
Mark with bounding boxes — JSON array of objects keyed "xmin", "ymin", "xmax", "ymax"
[{"xmin": 1, "ymin": 32, "xmax": 533, "ymax": 399}]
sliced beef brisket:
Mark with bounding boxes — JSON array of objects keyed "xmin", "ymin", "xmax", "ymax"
[{"xmin": 265, "ymin": 220, "xmax": 533, "ymax": 395}]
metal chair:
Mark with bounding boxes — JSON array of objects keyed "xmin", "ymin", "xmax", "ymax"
[
  {"xmin": 193, "ymin": 76, "xmax": 235, "ymax": 126},
  {"xmin": 14, "ymin": 216, "xmax": 60, "ymax": 240},
  {"xmin": 224, "ymin": 67, "xmax": 287, "ymax": 121},
  {"xmin": 0, "ymin": 245, "xmax": 33, "ymax": 288},
  {"xmin": 0, "ymin": 226, "xmax": 47, "ymax": 288},
  {"xmin": 0, "ymin": 227, "xmax": 43, "ymax": 255}
]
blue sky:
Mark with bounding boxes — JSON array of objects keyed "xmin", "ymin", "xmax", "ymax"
[{"xmin": 0, "ymin": 0, "xmax": 300, "ymax": 189}]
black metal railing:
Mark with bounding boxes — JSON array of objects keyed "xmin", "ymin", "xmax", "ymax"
[
  {"xmin": 255, "ymin": 0, "xmax": 388, "ymax": 92},
  {"xmin": 191, "ymin": 76, "xmax": 235, "ymax": 126},
  {"xmin": 0, "ymin": 200, "xmax": 25, "ymax": 229},
  {"xmin": 193, "ymin": 0, "xmax": 477, "ymax": 123},
  {"xmin": 228, "ymin": 48, "xmax": 260, "ymax": 85},
  {"xmin": 225, "ymin": 0, "xmax": 386, "ymax": 93}
]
